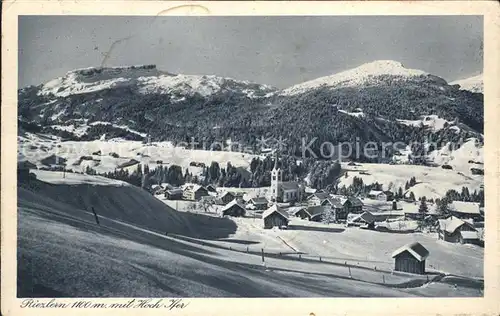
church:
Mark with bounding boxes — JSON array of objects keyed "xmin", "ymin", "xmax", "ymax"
[{"xmin": 269, "ymin": 155, "xmax": 304, "ymax": 203}]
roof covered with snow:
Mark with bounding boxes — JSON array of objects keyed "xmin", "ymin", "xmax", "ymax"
[
  {"xmin": 438, "ymin": 216, "xmax": 476, "ymax": 233},
  {"xmin": 450, "ymin": 201, "xmax": 481, "ymax": 215},
  {"xmin": 460, "ymin": 231, "xmax": 479, "ymax": 240},
  {"xmin": 220, "ymin": 199, "xmax": 246, "ymax": 212},
  {"xmin": 391, "ymin": 242, "xmax": 429, "ymax": 262},
  {"xmin": 262, "ymin": 204, "xmax": 289, "ymax": 220}
]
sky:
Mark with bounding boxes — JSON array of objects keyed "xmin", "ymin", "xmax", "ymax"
[{"xmin": 18, "ymin": 16, "xmax": 483, "ymax": 89}]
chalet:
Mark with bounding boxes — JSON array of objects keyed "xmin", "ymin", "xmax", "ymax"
[
  {"xmin": 182, "ymin": 184, "xmax": 209, "ymax": 201},
  {"xmin": 301, "ymin": 205, "xmax": 329, "ymax": 222},
  {"xmin": 321, "ymin": 197, "xmax": 348, "ymax": 222},
  {"xmin": 164, "ymin": 188, "xmax": 183, "ymax": 200},
  {"xmin": 263, "ymin": 204, "xmax": 289, "ymax": 229},
  {"xmin": 438, "ymin": 216, "xmax": 479, "ymax": 245},
  {"xmin": 247, "ymin": 197, "xmax": 269, "ymax": 210},
  {"xmin": 346, "ymin": 211, "xmax": 376, "ymax": 228},
  {"xmin": 449, "ymin": 201, "xmax": 482, "ymax": 220},
  {"xmin": 220, "ymin": 200, "xmax": 246, "ymax": 217},
  {"xmin": 307, "ymin": 192, "xmax": 331, "ymax": 207},
  {"xmin": 367, "ymin": 190, "xmax": 388, "ymax": 201},
  {"xmin": 402, "ymin": 202, "xmax": 438, "ymax": 220},
  {"xmin": 217, "ymin": 191, "xmax": 236, "ymax": 205},
  {"xmin": 391, "ymin": 242, "xmax": 429, "ymax": 275}
]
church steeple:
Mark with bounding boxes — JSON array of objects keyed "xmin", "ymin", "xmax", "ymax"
[{"xmin": 270, "ymin": 150, "xmax": 282, "ymax": 202}]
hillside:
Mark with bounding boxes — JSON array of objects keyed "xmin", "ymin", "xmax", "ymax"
[
  {"xmin": 450, "ymin": 74, "xmax": 483, "ymax": 94},
  {"xmin": 18, "ymin": 60, "xmax": 484, "ymax": 162},
  {"xmin": 18, "ymin": 171, "xmax": 483, "ymax": 297}
]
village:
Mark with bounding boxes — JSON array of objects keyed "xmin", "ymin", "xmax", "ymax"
[{"xmin": 145, "ymin": 155, "xmax": 485, "ymax": 277}]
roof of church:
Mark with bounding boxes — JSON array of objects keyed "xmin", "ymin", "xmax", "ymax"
[{"xmin": 280, "ymin": 181, "xmax": 300, "ymax": 190}]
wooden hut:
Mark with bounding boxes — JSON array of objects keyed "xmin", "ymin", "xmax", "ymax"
[
  {"xmin": 218, "ymin": 191, "xmax": 236, "ymax": 205},
  {"xmin": 391, "ymin": 242, "xmax": 429, "ymax": 275},
  {"xmin": 221, "ymin": 200, "xmax": 246, "ymax": 217},
  {"xmin": 262, "ymin": 205, "xmax": 289, "ymax": 229}
]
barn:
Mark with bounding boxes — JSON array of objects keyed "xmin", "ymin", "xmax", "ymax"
[
  {"xmin": 220, "ymin": 200, "xmax": 246, "ymax": 217},
  {"xmin": 218, "ymin": 191, "xmax": 236, "ymax": 205},
  {"xmin": 303, "ymin": 205, "xmax": 329, "ymax": 222},
  {"xmin": 391, "ymin": 242, "xmax": 429, "ymax": 275},
  {"xmin": 263, "ymin": 205, "xmax": 289, "ymax": 229}
]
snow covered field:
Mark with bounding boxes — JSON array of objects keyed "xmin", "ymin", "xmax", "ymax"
[
  {"xmin": 340, "ymin": 161, "xmax": 483, "ymax": 200},
  {"xmin": 18, "ymin": 171, "xmax": 483, "ymax": 297},
  {"xmin": 18, "ymin": 133, "xmax": 255, "ymax": 176}
]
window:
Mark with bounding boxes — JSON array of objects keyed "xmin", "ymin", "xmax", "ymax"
[{"xmin": 272, "ymin": 176, "xmax": 276, "ymax": 180}]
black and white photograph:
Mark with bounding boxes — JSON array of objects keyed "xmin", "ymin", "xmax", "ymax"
[{"xmin": 14, "ymin": 13, "xmax": 487, "ymax": 299}]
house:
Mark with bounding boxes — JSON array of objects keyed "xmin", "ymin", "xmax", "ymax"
[
  {"xmin": 301, "ymin": 205, "xmax": 330, "ymax": 222},
  {"xmin": 220, "ymin": 200, "xmax": 246, "ymax": 217},
  {"xmin": 322, "ymin": 197, "xmax": 349, "ymax": 222},
  {"xmin": 247, "ymin": 197, "xmax": 269, "ymax": 210},
  {"xmin": 449, "ymin": 201, "xmax": 482, "ymax": 220},
  {"xmin": 164, "ymin": 187, "xmax": 183, "ymax": 200},
  {"xmin": 391, "ymin": 242, "xmax": 429, "ymax": 275},
  {"xmin": 183, "ymin": 184, "xmax": 209, "ymax": 201},
  {"xmin": 346, "ymin": 211, "xmax": 376, "ymax": 228},
  {"xmin": 307, "ymin": 192, "xmax": 331, "ymax": 207},
  {"xmin": 402, "ymin": 202, "xmax": 438, "ymax": 220},
  {"xmin": 263, "ymin": 204, "xmax": 289, "ymax": 229},
  {"xmin": 217, "ymin": 191, "xmax": 236, "ymax": 205},
  {"xmin": 269, "ymin": 154, "xmax": 304, "ymax": 203},
  {"xmin": 438, "ymin": 216, "xmax": 480, "ymax": 245},
  {"xmin": 367, "ymin": 190, "xmax": 388, "ymax": 201}
]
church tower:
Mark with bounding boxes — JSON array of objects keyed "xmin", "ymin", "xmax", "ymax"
[{"xmin": 270, "ymin": 152, "xmax": 282, "ymax": 202}]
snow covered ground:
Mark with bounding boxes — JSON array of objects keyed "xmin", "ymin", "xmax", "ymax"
[
  {"xmin": 340, "ymin": 161, "xmax": 483, "ymax": 200},
  {"xmin": 18, "ymin": 133, "xmax": 255, "ymax": 176},
  {"xmin": 450, "ymin": 74, "xmax": 483, "ymax": 94},
  {"xmin": 18, "ymin": 171, "xmax": 483, "ymax": 297}
]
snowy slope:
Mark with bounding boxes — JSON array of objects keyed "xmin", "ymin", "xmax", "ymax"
[
  {"xmin": 37, "ymin": 65, "xmax": 275, "ymax": 99},
  {"xmin": 339, "ymin": 162, "xmax": 483, "ymax": 200},
  {"xmin": 18, "ymin": 173, "xmax": 482, "ymax": 297},
  {"xmin": 450, "ymin": 74, "xmax": 483, "ymax": 93},
  {"xmin": 18, "ymin": 132, "xmax": 255, "ymax": 176},
  {"xmin": 281, "ymin": 60, "xmax": 428, "ymax": 96}
]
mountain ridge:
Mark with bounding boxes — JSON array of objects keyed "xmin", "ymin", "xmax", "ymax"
[{"xmin": 18, "ymin": 60, "xmax": 484, "ymax": 162}]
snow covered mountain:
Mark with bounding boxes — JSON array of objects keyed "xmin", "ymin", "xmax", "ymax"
[
  {"xmin": 18, "ymin": 60, "xmax": 484, "ymax": 165},
  {"xmin": 35, "ymin": 64, "xmax": 276, "ymax": 99},
  {"xmin": 450, "ymin": 74, "xmax": 483, "ymax": 94},
  {"xmin": 280, "ymin": 60, "xmax": 431, "ymax": 96}
]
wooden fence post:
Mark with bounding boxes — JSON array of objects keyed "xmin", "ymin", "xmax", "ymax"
[
  {"xmin": 261, "ymin": 248, "xmax": 265, "ymax": 263},
  {"xmin": 348, "ymin": 266, "xmax": 352, "ymax": 278},
  {"xmin": 382, "ymin": 275, "xmax": 385, "ymax": 284},
  {"xmin": 246, "ymin": 246, "xmax": 249, "ymax": 253}
]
